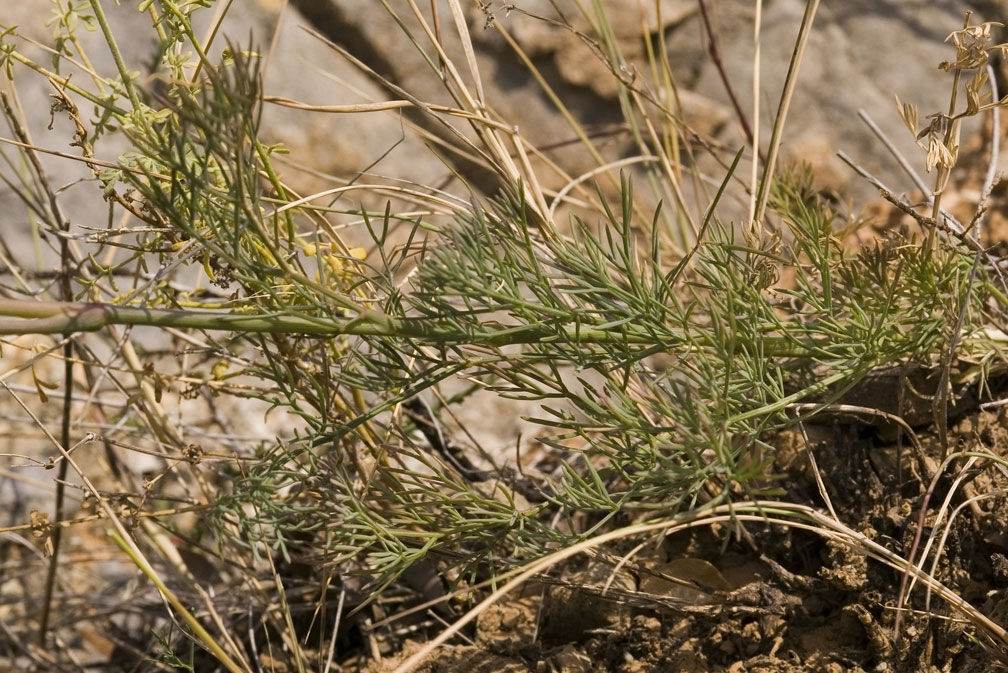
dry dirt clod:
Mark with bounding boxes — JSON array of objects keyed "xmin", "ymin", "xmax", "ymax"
[
  {"xmin": 845, "ymin": 603, "xmax": 894, "ymax": 660},
  {"xmin": 819, "ymin": 538, "xmax": 869, "ymax": 591}
]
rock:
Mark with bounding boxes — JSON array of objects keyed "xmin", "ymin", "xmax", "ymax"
[
  {"xmin": 4, "ymin": 1, "xmax": 999, "ymax": 237},
  {"xmin": 538, "ymin": 560, "xmax": 635, "ymax": 642}
]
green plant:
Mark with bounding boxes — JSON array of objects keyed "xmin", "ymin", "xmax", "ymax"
[{"xmin": 2, "ymin": 2, "xmax": 1008, "ymax": 671}]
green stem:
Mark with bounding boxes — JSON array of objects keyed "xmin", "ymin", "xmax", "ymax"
[
  {"xmin": 87, "ymin": 0, "xmax": 145, "ymax": 118},
  {"xmin": 6, "ymin": 51, "xmax": 128, "ymax": 113},
  {"xmin": 0, "ymin": 297, "xmax": 864, "ymax": 358}
]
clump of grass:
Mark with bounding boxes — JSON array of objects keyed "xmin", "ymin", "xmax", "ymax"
[{"xmin": 1, "ymin": 2, "xmax": 1007, "ymax": 670}]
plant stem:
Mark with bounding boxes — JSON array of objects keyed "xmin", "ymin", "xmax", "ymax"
[
  {"xmin": 87, "ymin": 0, "xmax": 145, "ymax": 118},
  {"xmin": 0, "ymin": 297, "xmax": 858, "ymax": 358},
  {"xmin": 110, "ymin": 531, "xmax": 249, "ymax": 673},
  {"xmin": 752, "ymin": 0, "xmax": 821, "ymax": 234}
]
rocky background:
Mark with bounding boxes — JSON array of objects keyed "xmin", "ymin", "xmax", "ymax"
[{"xmin": 3, "ymin": 1, "xmax": 1005, "ymax": 235}]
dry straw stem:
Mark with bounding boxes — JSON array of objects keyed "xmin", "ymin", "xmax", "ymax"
[
  {"xmin": 110, "ymin": 532, "xmax": 251, "ymax": 673},
  {"xmin": 894, "ymin": 447, "xmax": 1008, "ymax": 639},
  {"xmin": 751, "ymin": 0, "xmax": 820, "ymax": 234},
  {"xmin": 748, "ymin": 0, "xmax": 763, "ymax": 224},
  {"xmin": 470, "ymin": 3, "xmax": 694, "ymax": 244}
]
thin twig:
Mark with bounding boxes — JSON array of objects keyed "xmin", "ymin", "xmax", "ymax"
[
  {"xmin": 974, "ymin": 62, "xmax": 1003, "ymax": 240},
  {"xmin": 857, "ymin": 108, "xmax": 930, "ymax": 194},
  {"xmin": 752, "ymin": 0, "xmax": 821, "ymax": 231},
  {"xmin": 837, "ymin": 151, "xmax": 969, "ymax": 243},
  {"xmin": 933, "ymin": 254, "xmax": 982, "ymax": 461},
  {"xmin": 697, "ymin": 0, "xmax": 757, "ymax": 154},
  {"xmin": 4, "ymin": 77, "xmax": 83, "ymax": 646}
]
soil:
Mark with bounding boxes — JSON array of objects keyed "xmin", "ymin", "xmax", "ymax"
[{"xmin": 345, "ymin": 396, "xmax": 1008, "ymax": 673}]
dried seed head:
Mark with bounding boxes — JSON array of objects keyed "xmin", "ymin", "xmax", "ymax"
[
  {"xmin": 964, "ymin": 68, "xmax": 991, "ymax": 116},
  {"xmin": 940, "ymin": 21, "xmax": 1008, "ymax": 71},
  {"xmin": 894, "ymin": 95, "xmax": 918, "ymax": 137},
  {"xmin": 924, "ymin": 131, "xmax": 957, "ymax": 173}
]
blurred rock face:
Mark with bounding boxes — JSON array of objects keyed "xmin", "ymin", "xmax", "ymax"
[
  {"xmin": 2, "ymin": 0, "xmax": 989, "ymax": 242},
  {"xmin": 279, "ymin": 0, "xmax": 980, "ymax": 207}
]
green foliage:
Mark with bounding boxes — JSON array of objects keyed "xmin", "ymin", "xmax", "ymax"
[
  {"xmin": 1, "ymin": 3, "xmax": 1006, "ymax": 667},
  {"xmin": 208, "ymin": 163, "xmax": 987, "ymax": 590}
]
